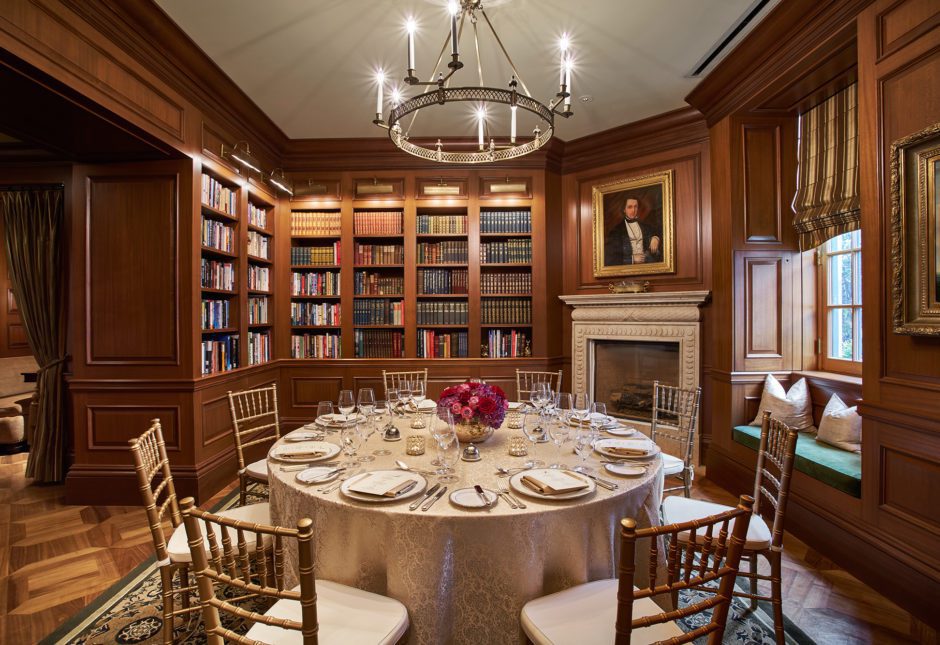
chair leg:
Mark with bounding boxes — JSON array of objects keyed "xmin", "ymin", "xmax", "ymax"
[
  {"xmin": 748, "ymin": 552, "xmax": 758, "ymax": 611},
  {"xmin": 683, "ymin": 466, "xmax": 693, "ymax": 498},
  {"xmin": 239, "ymin": 472, "xmax": 247, "ymax": 506},
  {"xmin": 770, "ymin": 550, "xmax": 785, "ymax": 643},
  {"xmin": 159, "ymin": 566, "xmax": 176, "ymax": 644},
  {"xmin": 179, "ymin": 564, "xmax": 191, "ymax": 611}
]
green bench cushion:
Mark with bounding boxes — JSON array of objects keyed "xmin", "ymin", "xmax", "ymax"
[{"xmin": 732, "ymin": 425, "xmax": 861, "ymax": 498}]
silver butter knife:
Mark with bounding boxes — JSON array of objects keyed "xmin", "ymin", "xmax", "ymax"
[
  {"xmin": 409, "ymin": 483, "xmax": 440, "ymax": 511},
  {"xmin": 584, "ymin": 472, "xmax": 619, "ymax": 490},
  {"xmin": 473, "ymin": 484, "xmax": 492, "ymax": 508},
  {"xmin": 394, "ymin": 480, "xmax": 419, "ymax": 497},
  {"xmin": 421, "ymin": 486, "xmax": 447, "ymax": 511}
]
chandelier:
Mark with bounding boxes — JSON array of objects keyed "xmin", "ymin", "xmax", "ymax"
[{"xmin": 371, "ymin": 0, "xmax": 574, "ymax": 164}]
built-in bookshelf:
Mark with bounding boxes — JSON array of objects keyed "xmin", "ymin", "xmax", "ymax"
[
  {"xmin": 200, "ymin": 170, "xmax": 241, "ymax": 375},
  {"xmin": 290, "ymin": 209, "xmax": 343, "ymax": 358},
  {"xmin": 352, "ymin": 208, "xmax": 405, "ymax": 358},
  {"xmin": 246, "ymin": 195, "xmax": 274, "ymax": 366},
  {"xmin": 480, "ymin": 207, "xmax": 533, "ymax": 358}
]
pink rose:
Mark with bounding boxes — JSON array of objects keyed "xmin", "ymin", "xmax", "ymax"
[
  {"xmin": 461, "ymin": 406, "xmax": 473, "ymax": 419},
  {"xmin": 503, "ymin": 400, "xmax": 510, "ymax": 410},
  {"xmin": 458, "ymin": 383, "xmax": 471, "ymax": 392},
  {"xmin": 450, "ymin": 402, "xmax": 462, "ymax": 416},
  {"xmin": 468, "ymin": 396, "xmax": 479, "ymax": 409}
]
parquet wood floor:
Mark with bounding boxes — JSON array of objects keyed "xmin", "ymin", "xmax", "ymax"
[{"xmin": 0, "ymin": 453, "xmax": 934, "ymax": 644}]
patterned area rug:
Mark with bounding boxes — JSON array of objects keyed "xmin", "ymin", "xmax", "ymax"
[{"xmin": 45, "ymin": 488, "xmax": 813, "ymax": 644}]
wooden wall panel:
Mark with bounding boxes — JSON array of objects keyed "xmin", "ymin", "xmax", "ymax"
[
  {"xmin": 0, "ymin": 213, "xmax": 30, "ymax": 357},
  {"xmin": 745, "ymin": 257, "xmax": 783, "ymax": 357},
  {"xmin": 288, "ymin": 375, "xmax": 345, "ymax": 409},
  {"xmin": 86, "ymin": 174, "xmax": 178, "ymax": 364},
  {"xmin": 880, "ymin": 445, "xmax": 940, "ymax": 531},
  {"xmin": 877, "ymin": 0, "xmax": 940, "ymax": 56},
  {"xmin": 86, "ymin": 404, "xmax": 180, "ymax": 450},
  {"xmin": 742, "ymin": 124, "xmax": 784, "ymax": 243}
]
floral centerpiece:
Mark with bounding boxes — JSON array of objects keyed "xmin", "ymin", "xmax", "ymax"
[{"xmin": 437, "ymin": 380, "xmax": 509, "ymax": 443}]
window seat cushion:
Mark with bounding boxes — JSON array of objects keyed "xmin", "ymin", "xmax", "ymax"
[{"xmin": 732, "ymin": 425, "xmax": 861, "ymax": 498}]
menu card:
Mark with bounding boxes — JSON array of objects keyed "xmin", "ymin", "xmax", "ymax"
[
  {"xmin": 349, "ymin": 471, "xmax": 418, "ymax": 497},
  {"xmin": 521, "ymin": 470, "xmax": 589, "ymax": 495}
]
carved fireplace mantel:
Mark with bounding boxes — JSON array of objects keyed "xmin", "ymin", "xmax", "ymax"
[{"xmin": 559, "ymin": 290, "xmax": 710, "ymax": 463}]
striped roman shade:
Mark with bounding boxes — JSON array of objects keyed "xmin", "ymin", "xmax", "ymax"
[{"xmin": 792, "ymin": 84, "xmax": 860, "ymax": 251}]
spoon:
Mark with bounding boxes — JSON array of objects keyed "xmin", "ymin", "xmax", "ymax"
[
  {"xmin": 495, "ymin": 464, "xmax": 536, "ymax": 477},
  {"xmin": 395, "ymin": 460, "xmax": 436, "ymax": 477}
]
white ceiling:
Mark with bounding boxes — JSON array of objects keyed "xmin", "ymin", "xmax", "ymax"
[{"xmin": 156, "ymin": 0, "xmax": 774, "ymax": 141}]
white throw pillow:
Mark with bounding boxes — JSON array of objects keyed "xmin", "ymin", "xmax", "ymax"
[
  {"xmin": 815, "ymin": 394, "xmax": 862, "ymax": 453},
  {"xmin": 750, "ymin": 374, "xmax": 814, "ymax": 432}
]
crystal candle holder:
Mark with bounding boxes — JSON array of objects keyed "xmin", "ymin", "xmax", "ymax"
[
  {"xmin": 508, "ymin": 436, "xmax": 528, "ymax": 457},
  {"xmin": 507, "ymin": 411, "xmax": 523, "ymax": 429},
  {"xmin": 406, "ymin": 435, "xmax": 426, "ymax": 456}
]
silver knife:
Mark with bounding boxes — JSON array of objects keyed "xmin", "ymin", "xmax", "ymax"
[
  {"xmin": 584, "ymin": 472, "xmax": 619, "ymax": 490},
  {"xmin": 394, "ymin": 480, "xmax": 419, "ymax": 497},
  {"xmin": 421, "ymin": 485, "xmax": 447, "ymax": 511},
  {"xmin": 473, "ymin": 484, "xmax": 491, "ymax": 507},
  {"xmin": 503, "ymin": 489, "xmax": 527, "ymax": 509},
  {"xmin": 409, "ymin": 483, "xmax": 440, "ymax": 511}
]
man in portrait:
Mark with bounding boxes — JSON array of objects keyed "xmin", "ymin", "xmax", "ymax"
[{"xmin": 603, "ymin": 197, "xmax": 663, "ymax": 266}]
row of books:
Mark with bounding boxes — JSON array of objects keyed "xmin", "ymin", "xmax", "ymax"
[
  {"xmin": 417, "ymin": 268, "xmax": 468, "ymax": 294},
  {"xmin": 202, "ymin": 334, "xmax": 239, "ymax": 375},
  {"xmin": 247, "ymin": 266, "xmax": 270, "ymax": 292},
  {"xmin": 418, "ymin": 330, "xmax": 468, "ymax": 358},
  {"xmin": 201, "ymin": 217, "xmax": 235, "ymax": 253},
  {"xmin": 292, "ymin": 333, "xmax": 341, "ymax": 359},
  {"xmin": 354, "ymin": 243, "xmax": 403, "ymax": 265},
  {"xmin": 416, "ymin": 301, "xmax": 468, "ymax": 325},
  {"xmin": 292, "ymin": 211, "xmax": 341, "ymax": 237},
  {"xmin": 484, "ymin": 329, "xmax": 529, "ymax": 358},
  {"xmin": 202, "ymin": 174, "xmax": 237, "ymax": 215},
  {"xmin": 291, "ymin": 302, "xmax": 340, "ymax": 326},
  {"xmin": 201, "ymin": 299, "xmax": 230, "ymax": 329},
  {"xmin": 247, "ymin": 231, "xmax": 270, "ymax": 259},
  {"xmin": 247, "ymin": 330, "xmax": 271, "ymax": 366},
  {"xmin": 354, "ymin": 299, "xmax": 404, "ymax": 325},
  {"xmin": 481, "ymin": 272, "xmax": 531, "ymax": 294},
  {"xmin": 481, "ymin": 239, "xmax": 531, "ymax": 264},
  {"xmin": 354, "ymin": 211, "xmax": 403, "ymax": 236},
  {"xmin": 355, "ymin": 272, "xmax": 403, "ymax": 295},
  {"xmin": 292, "ymin": 243, "xmax": 341, "ymax": 266},
  {"xmin": 481, "ymin": 298, "xmax": 532, "ymax": 324},
  {"xmin": 480, "ymin": 210, "xmax": 531, "ymax": 234},
  {"xmin": 248, "ymin": 296, "xmax": 269, "ymax": 325},
  {"xmin": 417, "ymin": 241, "xmax": 468, "ymax": 264},
  {"xmin": 291, "ymin": 271, "xmax": 340, "ymax": 296},
  {"xmin": 354, "ymin": 329, "xmax": 403, "ymax": 358},
  {"xmin": 416, "ymin": 214, "xmax": 467, "ymax": 235},
  {"xmin": 248, "ymin": 202, "xmax": 268, "ymax": 230},
  {"xmin": 201, "ymin": 259, "xmax": 235, "ymax": 291}
]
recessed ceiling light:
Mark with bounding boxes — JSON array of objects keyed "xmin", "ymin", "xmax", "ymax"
[{"xmin": 580, "ymin": 95, "xmax": 593, "ymax": 103}]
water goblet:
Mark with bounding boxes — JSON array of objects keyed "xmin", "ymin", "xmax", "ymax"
[
  {"xmin": 547, "ymin": 418, "xmax": 571, "ymax": 469},
  {"xmin": 435, "ymin": 434, "xmax": 460, "ymax": 484},
  {"xmin": 355, "ymin": 420, "xmax": 376, "ymax": 462},
  {"xmin": 589, "ymin": 402, "xmax": 608, "ymax": 438},
  {"xmin": 372, "ymin": 400, "xmax": 393, "ymax": 456},
  {"xmin": 358, "ymin": 388, "xmax": 376, "ymax": 431},
  {"xmin": 573, "ymin": 391, "xmax": 591, "ymax": 425},
  {"xmin": 573, "ymin": 428, "xmax": 595, "ymax": 473},
  {"xmin": 555, "ymin": 392, "xmax": 574, "ymax": 426},
  {"xmin": 339, "ymin": 424, "xmax": 362, "ymax": 467},
  {"xmin": 410, "ymin": 381, "xmax": 427, "ymax": 429},
  {"xmin": 521, "ymin": 409, "xmax": 546, "ymax": 468},
  {"xmin": 398, "ymin": 382, "xmax": 413, "ymax": 415},
  {"xmin": 337, "ymin": 389, "xmax": 355, "ymax": 422},
  {"xmin": 386, "ymin": 388, "xmax": 400, "ymax": 416},
  {"xmin": 316, "ymin": 400, "xmax": 334, "ymax": 433},
  {"xmin": 429, "ymin": 407, "xmax": 454, "ymax": 467}
]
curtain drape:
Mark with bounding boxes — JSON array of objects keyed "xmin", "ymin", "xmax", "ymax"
[
  {"xmin": 791, "ymin": 83, "xmax": 861, "ymax": 250},
  {"xmin": 0, "ymin": 188, "xmax": 67, "ymax": 483}
]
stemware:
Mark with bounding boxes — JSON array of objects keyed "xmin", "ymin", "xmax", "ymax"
[
  {"xmin": 429, "ymin": 407, "xmax": 454, "ymax": 467},
  {"xmin": 521, "ymin": 409, "xmax": 546, "ymax": 468},
  {"xmin": 339, "ymin": 424, "xmax": 362, "ymax": 467},
  {"xmin": 337, "ymin": 389, "xmax": 355, "ymax": 420},
  {"xmin": 573, "ymin": 391, "xmax": 591, "ymax": 425},
  {"xmin": 358, "ymin": 388, "xmax": 376, "ymax": 431},
  {"xmin": 435, "ymin": 434, "xmax": 460, "ymax": 484},
  {"xmin": 386, "ymin": 388, "xmax": 400, "ymax": 416},
  {"xmin": 555, "ymin": 392, "xmax": 574, "ymax": 426},
  {"xmin": 547, "ymin": 417, "xmax": 571, "ymax": 469},
  {"xmin": 411, "ymin": 380, "xmax": 427, "ymax": 429},
  {"xmin": 398, "ymin": 381, "xmax": 413, "ymax": 414},
  {"xmin": 573, "ymin": 427, "xmax": 594, "ymax": 473},
  {"xmin": 372, "ymin": 400, "xmax": 393, "ymax": 456},
  {"xmin": 316, "ymin": 401, "xmax": 334, "ymax": 432},
  {"xmin": 589, "ymin": 402, "xmax": 607, "ymax": 438}
]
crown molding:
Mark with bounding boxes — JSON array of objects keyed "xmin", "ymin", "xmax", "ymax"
[{"xmin": 685, "ymin": 0, "xmax": 870, "ymax": 126}]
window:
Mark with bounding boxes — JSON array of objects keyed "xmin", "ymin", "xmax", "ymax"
[{"xmin": 817, "ymin": 230, "xmax": 862, "ymax": 374}]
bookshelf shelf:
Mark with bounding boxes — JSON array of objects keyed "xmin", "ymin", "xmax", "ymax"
[
  {"xmin": 354, "ymin": 294, "xmax": 403, "ymax": 298},
  {"xmin": 292, "ymin": 325, "xmax": 342, "ymax": 330},
  {"xmin": 246, "ymin": 254, "xmax": 272, "ymax": 265},
  {"xmin": 247, "ymin": 223, "xmax": 272, "ymax": 234},
  {"xmin": 482, "ymin": 293, "xmax": 532, "ymax": 297},
  {"xmin": 353, "ymin": 264, "xmax": 404, "ymax": 269},
  {"xmin": 291, "ymin": 294, "xmax": 340, "ymax": 299},
  {"xmin": 353, "ymin": 233, "xmax": 405, "ymax": 239},
  {"xmin": 291, "ymin": 264, "xmax": 340, "ymax": 269},
  {"xmin": 417, "ymin": 293, "xmax": 469, "ymax": 298},
  {"xmin": 201, "ymin": 287, "xmax": 237, "ymax": 295},
  {"xmin": 201, "ymin": 245, "xmax": 237, "ymax": 259},
  {"xmin": 416, "ymin": 233, "xmax": 468, "ymax": 239},
  {"xmin": 417, "ymin": 324, "xmax": 468, "ymax": 329},
  {"xmin": 201, "ymin": 203, "xmax": 238, "ymax": 222},
  {"xmin": 482, "ymin": 323, "xmax": 533, "ymax": 328},
  {"xmin": 355, "ymin": 324, "xmax": 405, "ymax": 329},
  {"xmin": 416, "ymin": 263, "xmax": 469, "ymax": 268},
  {"xmin": 481, "ymin": 263, "xmax": 532, "ymax": 268},
  {"xmin": 202, "ymin": 327, "xmax": 238, "ymax": 334},
  {"xmin": 248, "ymin": 322, "xmax": 272, "ymax": 328},
  {"xmin": 248, "ymin": 289, "xmax": 272, "ymax": 295},
  {"xmin": 292, "ymin": 234, "xmax": 341, "ymax": 240},
  {"xmin": 479, "ymin": 232, "xmax": 532, "ymax": 238}
]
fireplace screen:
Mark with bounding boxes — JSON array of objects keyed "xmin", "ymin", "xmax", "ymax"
[{"xmin": 592, "ymin": 339, "xmax": 680, "ymax": 422}]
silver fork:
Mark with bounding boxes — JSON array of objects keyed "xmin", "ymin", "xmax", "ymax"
[
  {"xmin": 319, "ymin": 468, "xmax": 362, "ymax": 494},
  {"xmin": 497, "ymin": 483, "xmax": 526, "ymax": 509}
]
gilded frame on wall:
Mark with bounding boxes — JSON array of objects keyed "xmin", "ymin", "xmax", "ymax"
[
  {"xmin": 891, "ymin": 122, "xmax": 940, "ymax": 336},
  {"xmin": 591, "ymin": 170, "xmax": 675, "ymax": 278}
]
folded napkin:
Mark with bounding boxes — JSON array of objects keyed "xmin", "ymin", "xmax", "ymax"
[
  {"xmin": 521, "ymin": 471, "xmax": 589, "ymax": 495},
  {"xmin": 604, "ymin": 446, "xmax": 648, "ymax": 457},
  {"xmin": 348, "ymin": 472, "xmax": 418, "ymax": 497},
  {"xmin": 277, "ymin": 449, "xmax": 327, "ymax": 459}
]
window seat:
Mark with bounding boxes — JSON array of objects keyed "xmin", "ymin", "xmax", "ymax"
[{"xmin": 732, "ymin": 425, "xmax": 861, "ymax": 498}]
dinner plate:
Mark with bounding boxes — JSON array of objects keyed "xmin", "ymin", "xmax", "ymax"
[
  {"xmin": 295, "ymin": 466, "xmax": 343, "ymax": 484},
  {"xmin": 398, "ymin": 400, "xmax": 437, "ymax": 414},
  {"xmin": 604, "ymin": 463, "xmax": 647, "ymax": 477},
  {"xmin": 269, "ymin": 441, "xmax": 340, "ymax": 463},
  {"xmin": 507, "ymin": 401, "xmax": 525, "ymax": 411},
  {"xmin": 603, "ymin": 425, "xmax": 637, "ymax": 437},
  {"xmin": 593, "ymin": 437, "xmax": 661, "ymax": 460},
  {"xmin": 449, "ymin": 487, "xmax": 498, "ymax": 508},
  {"xmin": 339, "ymin": 471, "xmax": 428, "ymax": 503},
  {"xmin": 508, "ymin": 468, "xmax": 596, "ymax": 500},
  {"xmin": 285, "ymin": 431, "xmax": 323, "ymax": 442}
]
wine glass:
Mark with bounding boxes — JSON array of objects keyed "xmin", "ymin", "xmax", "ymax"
[
  {"xmin": 339, "ymin": 424, "xmax": 362, "ymax": 467},
  {"xmin": 316, "ymin": 400, "xmax": 334, "ymax": 433},
  {"xmin": 521, "ymin": 409, "xmax": 546, "ymax": 468},
  {"xmin": 337, "ymin": 390, "xmax": 355, "ymax": 421},
  {"xmin": 589, "ymin": 402, "xmax": 608, "ymax": 438},
  {"xmin": 435, "ymin": 433, "xmax": 460, "ymax": 484},
  {"xmin": 555, "ymin": 392, "xmax": 574, "ymax": 427},
  {"xmin": 358, "ymin": 388, "xmax": 376, "ymax": 428},
  {"xmin": 573, "ymin": 391, "xmax": 591, "ymax": 425},
  {"xmin": 371, "ymin": 400, "xmax": 392, "ymax": 456},
  {"xmin": 547, "ymin": 417, "xmax": 571, "ymax": 469},
  {"xmin": 386, "ymin": 388, "xmax": 400, "ymax": 417},
  {"xmin": 410, "ymin": 381, "xmax": 427, "ymax": 429},
  {"xmin": 398, "ymin": 381, "xmax": 413, "ymax": 414},
  {"xmin": 429, "ymin": 407, "xmax": 454, "ymax": 467},
  {"xmin": 573, "ymin": 427, "xmax": 595, "ymax": 473}
]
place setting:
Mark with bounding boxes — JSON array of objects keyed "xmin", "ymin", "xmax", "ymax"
[
  {"xmin": 269, "ymin": 441, "xmax": 341, "ymax": 464},
  {"xmin": 337, "ymin": 469, "xmax": 428, "ymax": 504},
  {"xmin": 508, "ymin": 468, "xmax": 596, "ymax": 501}
]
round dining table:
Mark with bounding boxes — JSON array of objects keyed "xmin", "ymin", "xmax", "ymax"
[{"xmin": 268, "ymin": 412, "xmax": 664, "ymax": 645}]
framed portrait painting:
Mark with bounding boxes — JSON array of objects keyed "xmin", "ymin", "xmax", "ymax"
[
  {"xmin": 891, "ymin": 122, "xmax": 940, "ymax": 335},
  {"xmin": 591, "ymin": 170, "xmax": 675, "ymax": 278}
]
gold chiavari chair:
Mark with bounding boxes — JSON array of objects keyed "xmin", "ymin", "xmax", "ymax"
[
  {"xmin": 662, "ymin": 410, "xmax": 798, "ymax": 642},
  {"xmin": 521, "ymin": 495, "xmax": 754, "ymax": 644},
  {"xmin": 650, "ymin": 381, "xmax": 702, "ymax": 498},
  {"xmin": 381, "ymin": 368, "xmax": 428, "ymax": 397},
  {"xmin": 227, "ymin": 384, "xmax": 281, "ymax": 505},
  {"xmin": 129, "ymin": 419, "xmax": 271, "ymax": 644},
  {"xmin": 515, "ymin": 369, "xmax": 563, "ymax": 401},
  {"xmin": 180, "ymin": 497, "xmax": 410, "ymax": 644}
]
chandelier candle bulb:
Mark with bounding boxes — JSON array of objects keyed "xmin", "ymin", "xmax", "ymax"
[
  {"xmin": 510, "ymin": 105, "xmax": 517, "ymax": 143},
  {"xmin": 478, "ymin": 110, "xmax": 484, "ymax": 150},
  {"xmin": 406, "ymin": 19, "xmax": 416, "ymax": 72},
  {"xmin": 376, "ymin": 71, "xmax": 384, "ymax": 117},
  {"xmin": 559, "ymin": 34, "xmax": 569, "ymax": 88},
  {"xmin": 450, "ymin": 2, "xmax": 459, "ymax": 56}
]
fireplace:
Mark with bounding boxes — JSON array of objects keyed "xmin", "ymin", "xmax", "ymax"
[
  {"xmin": 560, "ymin": 290, "xmax": 709, "ymax": 463},
  {"xmin": 592, "ymin": 339, "xmax": 680, "ymax": 422}
]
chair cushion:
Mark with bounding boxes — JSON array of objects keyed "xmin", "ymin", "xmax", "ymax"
[
  {"xmin": 520, "ymin": 578, "xmax": 684, "ymax": 645},
  {"xmin": 661, "ymin": 496, "xmax": 772, "ymax": 551},
  {"xmin": 245, "ymin": 579, "xmax": 409, "ymax": 645},
  {"xmin": 733, "ymin": 425, "xmax": 861, "ymax": 498},
  {"xmin": 167, "ymin": 502, "xmax": 271, "ymax": 563},
  {"xmin": 661, "ymin": 453, "xmax": 685, "ymax": 476},
  {"xmin": 245, "ymin": 458, "xmax": 269, "ymax": 482}
]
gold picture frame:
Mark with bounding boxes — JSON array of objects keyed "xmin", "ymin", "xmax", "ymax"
[
  {"xmin": 891, "ymin": 122, "xmax": 940, "ymax": 336},
  {"xmin": 592, "ymin": 170, "xmax": 675, "ymax": 278}
]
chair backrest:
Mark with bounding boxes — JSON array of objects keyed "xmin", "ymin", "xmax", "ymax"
[
  {"xmin": 650, "ymin": 381, "xmax": 702, "ymax": 466},
  {"xmin": 180, "ymin": 497, "xmax": 319, "ymax": 645},
  {"xmin": 382, "ymin": 369, "xmax": 428, "ymax": 396},
  {"xmin": 227, "ymin": 384, "xmax": 281, "ymax": 472},
  {"xmin": 128, "ymin": 418, "xmax": 180, "ymax": 562},
  {"xmin": 753, "ymin": 410, "xmax": 798, "ymax": 549},
  {"xmin": 616, "ymin": 495, "xmax": 754, "ymax": 645},
  {"xmin": 515, "ymin": 370, "xmax": 563, "ymax": 400}
]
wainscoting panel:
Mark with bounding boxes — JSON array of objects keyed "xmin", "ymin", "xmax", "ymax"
[
  {"xmin": 87, "ymin": 404, "xmax": 180, "ymax": 451},
  {"xmin": 742, "ymin": 123, "xmax": 783, "ymax": 243}
]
